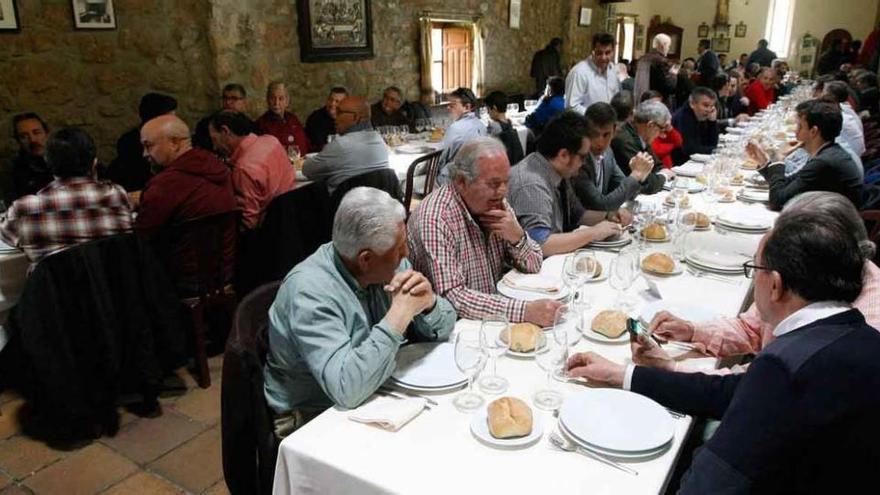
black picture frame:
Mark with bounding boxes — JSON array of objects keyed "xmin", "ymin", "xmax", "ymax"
[
  {"xmin": 712, "ymin": 36, "xmax": 730, "ymax": 53},
  {"xmin": 0, "ymin": 0, "xmax": 21, "ymax": 32},
  {"xmin": 297, "ymin": 0, "xmax": 374, "ymax": 63},
  {"xmin": 697, "ymin": 23, "xmax": 709, "ymax": 39},
  {"xmin": 735, "ymin": 22, "xmax": 747, "ymax": 38},
  {"xmin": 71, "ymin": 0, "xmax": 117, "ymax": 30}
]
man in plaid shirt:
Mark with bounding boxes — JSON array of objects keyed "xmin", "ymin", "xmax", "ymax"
[
  {"xmin": 408, "ymin": 137, "xmax": 561, "ymax": 327},
  {"xmin": 0, "ymin": 128, "xmax": 133, "ymax": 263}
]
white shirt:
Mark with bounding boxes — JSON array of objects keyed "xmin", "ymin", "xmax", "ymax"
[
  {"xmin": 565, "ymin": 58, "xmax": 620, "ymax": 115},
  {"xmin": 840, "ymin": 103, "xmax": 866, "ymax": 156}
]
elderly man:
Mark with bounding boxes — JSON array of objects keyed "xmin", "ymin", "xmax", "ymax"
[
  {"xmin": 572, "ymin": 102, "xmax": 653, "ymax": 212},
  {"xmin": 671, "ymin": 87, "xmax": 720, "ymax": 164},
  {"xmin": 437, "ymin": 87, "xmax": 487, "ymax": 184},
  {"xmin": 565, "ymin": 32, "xmax": 620, "ymax": 114},
  {"xmin": 106, "ymin": 92, "xmax": 177, "ymax": 192},
  {"xmin": 744, "ymin": 67, "xmax": 777, "ymax": 115},
  {"xmin": 408, "ymin": 137, "xmax": 560, "ymax": 327},
  {"xmin": 508, "ymin": 111, "xmax": 623, "ymax": 257},
  {"xmin": 209, "ymin": 110, "xmax": 296, "ymax": 229},
  {"xmin": 264, "ymin": 187, "xmax": 455, "ymax": 435},
  {"xmin": 7, "ymin": 113, "xmax": 52, "ymax": 202},
  {"xmin": 0, "ymin": 128, "xmax": 132, "ymax": 263},
  {"xmin": 566, "ymin": 206, "xmax": 880, "ymax": 493},
  {"xmin": 370, "ymin": 86, "xmax": 411, "ymax": 129},
  {"xmin": 746, "ymin": 39, "xmax": 778, "ymax": 68},
  {"xmin": 303, "ymin": 96, "xmax": 390, "ymax": 194},
  {"xmin": 612, "ymin": 100, "xmax": 675, "ymax": 193},
  {"xmin": 305, "ymin": 86, "xmax": 348, "ymax": 152},
  {"xmin": 193, "ymin": 83, "xmax": 256, "ymax": 153},
  {"xmin": 747, "ymin": 100, "xmax": 862, "ymax": 211},
  {"xmin": 256, "ymin": 81, "xmax": 310, "ymax": 155},
  {"xmin": 634, "ymin": 34, "xmax": 679, "ymax": 103}
]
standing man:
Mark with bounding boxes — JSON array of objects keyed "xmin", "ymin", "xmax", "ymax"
[
  {"xmin": 746, "ymin": 39, "xmax": 778, "ymax": 68},
  {"xmin": 256, "ymin": 81, "xmax": 310, "ymax": 155},
  {"xmin": 305, "ymin": 86, "xmax": 348, "ymax": 153},
  {"xmin": 696, "ymin": 39, "xmax": 720, "ymax": 86},
  {"xmin": 193, "ymin": 83, "xmax": 256, "ymax": 153},
  {"xmin": 634, "ymin": 34, "xmax": 679, "ymax": 104},
  {"xmin": 565, "ymin": 33, "xmax": 620, "ymax": 114},
  {"xmin": 530, "ymin": 38, "xmax": 563, "ymax": 96},
  {"xmin": 6, "ymin": 113, "xmax": 52, "ymax": 202}
]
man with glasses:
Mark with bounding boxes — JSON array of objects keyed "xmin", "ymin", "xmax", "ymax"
[
  {"xmin": 193, "ymin": 83, "xmax": 257, "ymax": 153},
  {"xmin": 610, "ymin": 100, "xmax": 675, "ymax": 194},
  {"xmin": 507, "ymin": 111, "xmax": 622, "ymax": 257},
  {"xmin": 437, "ymin": 87, "xmax": 487, "ymax": 184},
  {"xmin": 565, "ymin": 32, "xmax": 620, "ymax": 114},
  {"xmin": 370, "ymin": 86, "xmax": 410, "ymax": 129}
]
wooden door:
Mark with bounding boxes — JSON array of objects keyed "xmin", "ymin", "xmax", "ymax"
[{"xmin": 442, "ymin": 26, "xmax": 472, "ymax": 93}]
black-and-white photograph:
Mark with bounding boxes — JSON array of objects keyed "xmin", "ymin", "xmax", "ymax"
[
  {"xmin": 71, "ymin": 0, "xmax": 117, "ymax": 30},
  {"xmin": 0, "ymin": 0, "xmax": 21, "ymax": 32}
]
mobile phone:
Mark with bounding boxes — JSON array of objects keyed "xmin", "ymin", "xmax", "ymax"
[{"xmin": 626, "ymin": 318, "xmax": 660, "ymax": 349}]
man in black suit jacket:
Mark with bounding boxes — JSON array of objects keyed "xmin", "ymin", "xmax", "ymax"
[
  {"xmin": 748, "ymin": 99, "xmax": 863, "ymax": 210},
  {"xmin": 671, "ymin": 87, "xmax": 720, "ymax": 165},
  {"xmin": 566, "ymin": 206, "xmax": 880, "ymax": 493},
  {"xmin": 611, "ymin": 100, "xmax": 676, "ymax": 194}
]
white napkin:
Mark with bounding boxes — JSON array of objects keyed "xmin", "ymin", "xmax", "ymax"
[
  {"xmin": 349, "ymin": 395, "xmax": 427, "ymax": 431},
  {"xmin": 690, "ymin": 153, "xmax": 713, "ymax": 163},
  {"xmin": 501, "ymin": 272, "xmax": 562, "ymax": 294},
  {"xmin": 671, "ymin": 161, "xmax": 703, "ymax": 177}
]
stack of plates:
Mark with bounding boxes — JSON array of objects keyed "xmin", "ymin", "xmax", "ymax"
[
  {"xmin": 685, "ymin": 231, "xmax": 756, "ymax": 274},
  {"xmin": 588, "ymin": 231, "xmax": 632, "ymax": 249},
  {"xmin": 558, "ymin": 389, "xmax": 674, "ymax": 460},
  {"xmin": 715, "ymin": 211, "xmax": 773, "ymax": 233},
  {"xmin": 390, "ymin": 343, "xmax": 467, "ymax": 392},
  {"xmin": 662, "ymin": 178, "xmax": 705, "ymax": 193},
  {"xmin": 737, "ymin": 189, "xmax": 770, "ymax": 203},
  {"xmin": 689, "ymin": 153, "xmax": 713, "ymax": 163}
]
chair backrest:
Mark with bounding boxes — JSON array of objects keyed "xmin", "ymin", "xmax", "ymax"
[
  {"xmin": 404, "ymin": 150, "xmax": 443, "ymax": 215},
  {"xmin": 861, "ymin": 210, "xmax": 880, "ymax": 253},
  {"xmin": 329, "ymin": 167, "xmax": 403, "ymax": 218},
  {"xmin": 158, "ymin": 210, "xmax": 238, "ymax": 295}
]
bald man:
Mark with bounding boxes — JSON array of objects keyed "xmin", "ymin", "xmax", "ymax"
[{"xmin": 302, "ymin": 95, "xmax": 392, "ymax": 194}]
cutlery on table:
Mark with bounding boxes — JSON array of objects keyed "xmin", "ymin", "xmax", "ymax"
[
  {"xmin": 548, "ymin": 432, "xmax": 639, "ymax": 476},
  {"xmin": 378, "ymin": 386, "xmax": 439, "ymax": 406},
  {"xmin": 375, "ymin": 390, "xmax": 434, "ymax": 410},
  {"xmin": 686, "ymin": 267, "xmax": 741, "ymax": 285}
]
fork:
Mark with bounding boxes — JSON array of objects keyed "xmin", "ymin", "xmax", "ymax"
[
  {"xmin": 687, "ymin": 267, "xmax": 741, "ymax": 285},
  {"xmin": 375, "ymin": 390, "xmax": 434, "ymax": 410},
  {"xmin": 548, "ymin": 432, "xmax": 639, "ymax": 476},
  {"xmin": 378, "ymin": 386, "xmax": 439, "ymax": 406}
]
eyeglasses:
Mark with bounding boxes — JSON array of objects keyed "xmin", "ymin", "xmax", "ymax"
[{"xmin": 742, "ymin": 261, "xmax": 770, "ymax": 278}]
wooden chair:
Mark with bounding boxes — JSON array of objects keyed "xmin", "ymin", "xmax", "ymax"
[{"xmin": 404, "ymin": 150, "xmax": 443, "ymax": 216}]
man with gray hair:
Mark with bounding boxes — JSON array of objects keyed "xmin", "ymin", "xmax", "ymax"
[
  {"xmin": 256, "ymin": 81, "xmax": 311, "ymax": 154},
  {"xmin": 612, "ymin": 100, "xmax": 675, "ymax": 193},
  {"xmin": 634, "ymin": 34, "xmax": 679, "ymax": 103},
  {"xmin": 408, "ymin": 137, "xmax": 561, "ymax": 327},
  {"xmin": 264, "ymin": 187, "xmax": 455, "ymax": 437}
]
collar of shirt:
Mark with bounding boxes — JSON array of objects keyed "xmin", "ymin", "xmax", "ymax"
[
  {"xmin": 264, "ymin": 111, "xmax": 290, "ymax": 122},
  {"xmin": 457, "ymin": 111, "xmax": 477, "ymax": 122},
  {"xmin": 772, "ymin": 300, "xmax": 852, "ymax": 338},
  {"xmin": 230, "ymin": 133, "xmax": 259, "ymax": 164},
  {"xmin": 331, "ymin": 246, "xmax": 369, "ymax": 296},
  {"xmin": 343, "ymin": 121, "xmax": 373, "ymax": 135},
  {"xmin": 44, "ymin": 176, "xmax": 97, "ymax": 191},
  {"xmin": 587, "ymin": 57, "xmax": 611, "ymax": 76}
]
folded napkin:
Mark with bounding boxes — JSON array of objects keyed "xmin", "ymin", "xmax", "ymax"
[
  {"xmin": 349, "ymin": 395, "xmax": 426, "ymax": 431},
  {"xmin": 690, "ymin": 153, "xmax": 713, "ymax": 163},
  {"xmin": 501, "ymin": 271, "xmax": 562, "ymax": 294},
  {"xmin": 671, "ymin": 161, "xmax": 703, "ymax": 177}
]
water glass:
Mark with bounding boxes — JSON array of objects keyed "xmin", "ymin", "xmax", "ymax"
[
  {"xmin": 453, "ymin": 329, "xmax": 487, "ymax": 412},
  {"xmin": 609, "ymin": 247, "xmax": 640, "ymax": 311},
  {"xmin": 674, "ymin": 211, "xmax": 697, "ymax": 261},
  {"xmin": 564, "ymin": 249, "xmax": 599, "ymax": 308},
  {"xmin": 533, "ymin": 323, "xmax": 567, "ymax": 410},
  {"xmin": 478, "ymin": 315, "xmax": 510, "ymax": 394}
]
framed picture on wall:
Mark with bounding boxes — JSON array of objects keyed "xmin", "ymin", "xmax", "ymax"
[
  {"xmin": 712, "ymin": 36, "xmax": 730, "ymax": 53},
  {"xmin": 735, "ymin": 22, "xmax": 747, "ymax": 38},
  {"xmin": 698, "ymin": 23, "xmax": 710, "ymax": 38},
  {"xmin": 509, "ymin": 0, "xmax": 521, "ymax": 29},
  {"xmin": 71, "ymin": 0, "xmax": 117, "ymax": 30},
  {"xmin": 579, "ymin": 7, "xmax": 592, "ymax": 27},
  {"xmin": 0, "ymin": 0, "xmax": 21, "ymax": 32},
  {"xmin": 298, "ymin": 0, "xmax": 374, "ymax": 62}
]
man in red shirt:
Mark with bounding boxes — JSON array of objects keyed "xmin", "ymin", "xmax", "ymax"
[
  {"xmin": 744, "ymin": 67, "xmax": 777, "ymax": 115},
  {"xmin": 255, "ymin": 81, "xmax": 310, "ymax": 155}
]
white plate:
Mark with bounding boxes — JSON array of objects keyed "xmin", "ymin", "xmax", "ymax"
[
  {"xmin": 498, "ymin": 329, "xmax": 547, "ymax": 357},
  {"xmin": 497, "ymin": 279, "xmax": 570, "ymax": 302},
  {"xmin": 559, "ymin": 388, "xmax": 674, "ymax": 453},
  {"xmin": 578, "ymin": 314, "xmax": 629, "ymax": 344},
  {"xmin": 716, "ymin": 211, "xmax": 773, "ymax": 230},
  {"xmin": 392, "ymin": 343, "xmax": 467, "ymax": 389},
  {"xmin": 690, "ymin": 153, "xmax": 713, "ymax": 163},
  {"xmin": 471, "ymin": 407, "xmax": 543, "ymax": 448},
  {"xmin": 641, "ymin": 259, "xmax": 683, "ymax": 276},
  {"xmin": 662, "ymin": 180, "xmax": 706, "ymax": 193},
  {"xmin": 559, "ymin": 421, "xmax": 671, "ymax": 460},
  {"xmin": 640, "ymin": 300, "xmax": 720, "ymax": 327},
  {"xmin": 685, "ymin": 257, "xmax": 744, "ymax": 275}
]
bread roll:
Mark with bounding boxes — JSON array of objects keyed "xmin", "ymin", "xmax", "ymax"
[
  {"xmin": 664, "ymin": 195, "xmax": 690, "ymax": 207},
  {"xmin": 684, "ymin": 212, "xmax": 710, "ymax": 228},
  {"xmin": 591, "ymin": 310, "xmax": 628, "ymax": 338},
  {"xmin": 642, "ymin": 222, "xmax": 667, "ymax": 240},
  {"xmin": 641, "ymin": 252, "xmax": 675, "ymax": 274},
  {"xmin": 576, "ymin": 257, "xmax": 602, "ymax": 278},
  {"xmin": 508, "ymin": 323, "xmax": 541, "ymax": 352},
  {"xmin": 488, "ymin": 397, "xmax": 533, "ymax": 438}
]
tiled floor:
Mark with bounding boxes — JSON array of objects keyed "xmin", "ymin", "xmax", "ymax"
[{"xmin": 0, "ymin": 356, "xmax": 228, "ymax": 495}]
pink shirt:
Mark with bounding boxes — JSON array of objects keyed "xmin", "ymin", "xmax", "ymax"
[{"xmin": 230, "ymin": 134, "xmax": 296, "ymax": 229}]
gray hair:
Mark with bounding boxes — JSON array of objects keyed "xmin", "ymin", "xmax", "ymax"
[
  {"xmin": 653, "ymin": 34, "xmax": 671, "ymax": 54},
  {"xmin": 266, "ymin": 81, "xmax": 288, "ymax": 98},
  {"xmin": 634, "ymin": 100, "xmax": 671, "ymax": 126},
  {"xmin": 781, "ymin": 191, "xmax": 875, "ymax": 259},
  {"xmin": 332, "ymin": 187, "xmax": 405, "ymax": 260},
  {"xmin": 447, "ymin": 136, "xmax": 507, "ymax": 183}
]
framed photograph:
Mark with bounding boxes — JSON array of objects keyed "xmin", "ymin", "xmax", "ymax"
[
  {"xmin": 298, "ymin": 0, "xmax": 373, "ymax": 63},
  {"xmin": 509, "ymin": 0, "xmax": 521, "ymax": 29},
  {"xmin": 578, "ymin": 7, "xmax": 592, "ymax": 27},
  {"xmin": 697, "ymin": 23, "xmax": 709, "ymax": 39},
  {"xmin": 0, "ymin": 0, "xmax": 21, "ymax": 32},
  {"xmin": 712, "ymin": 35, "xmax": 730, "ymax": 53},
  {"xmin": 735, "ymin": 21, "xmax": 747, "ymax": 38},
  {"xmin": 71, "ymin": 0, "xmax": 116, "ymax": 30}
]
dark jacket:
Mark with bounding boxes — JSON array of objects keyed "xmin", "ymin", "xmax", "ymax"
[
  {"xmin": 859, "ymin": 87, "xmax": 879, "ymax": 115},
  {"xmin": 671, "ymin": 105, "xmax": 719, "ymax": 164},
  {"xmin": 370, "ymin": 102, "xmax": 410, "ymax": 129},
  {"xmin": 304, "ymin": 106, "xmax": 335, "ymax": 153},
  {"xmin": 746, "ymin": 46, "xmax": 778, "ymax": 67},
  {"xmin": 635, "ymin": 51, "xmax": 678, "ymax": 103},
  {"xmin": 493, "ymin": 120, "xmax": 524, "ymax": 166},
  {"xmin": 696, "ymin": 50, "xmax": 720, "ymax": 85},
  {"xmin": 611, "ymin": 122, "xmax": 666, "ymax": 194},
  {"xmin": 104, "ymin": 126, "xmax": 153, "ymax": 192},
  {"xmin": 9, "ymin": 152, "xmax": 53, "ymax": 202},
  {"xmin": 530, "ymin": 46, "xmax": 562, "ymax": 93},
  {"xmin": 571, "ymin": 148, "xmax": 640, "ymax": 211}
]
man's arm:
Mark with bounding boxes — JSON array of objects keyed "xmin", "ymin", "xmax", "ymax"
[
  {"xmin": 631, "ymin": 362, "xmax": 743, "ymax": 419},
  {"xmin": 564, "ymin": 68, "xmax": 588, "ymax": 115},
  {"xmin": 395, "ymin": 259, "xmax": 457, "ymax": 342},
  {"xmin": 759, "ymin": 160, "xmax": 817, "ymax": 211},
  {"xmin": 231, "ymin": 167, "xmax": 265, "ymax": 229},
  {"xmin": 135, "ymin": 179, "xmax": 181, "ymax": 233},
  {"xmin": 302, "ymin": 140, "xmax": 344, "ymax": 181},
  {"xmin": 571, "ymin": 165, "xmax": 640, "ymax": 211}
]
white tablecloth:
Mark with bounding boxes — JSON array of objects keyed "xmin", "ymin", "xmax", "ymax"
[
  {"xmin": 0, "ymin": 247, "xmax": 29, "ymax": 352},
  {"xmin": 273, "ymin": 187, "xmax": 776, "ymax": 495}
]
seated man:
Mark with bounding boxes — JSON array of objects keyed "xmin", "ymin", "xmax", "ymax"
[
  {"xmin": 7, "ymin": 113, "xmax": 52, "ymax": 202},
  {"xmin": 193, "ymin": 83, "xmax": 257, "ymax": 153},
  {"xmin": 747, "ymin": 100, "xmax": 862, "ymax": 211},
  {"xmin": 370, "ymin": 86, "xmax": 410, "ymax": 129},
  {"xmin": 0, "ymin": 128, "xmax": 133, "ymax": 263},
  {"xmin": 612, "ymin": 100, "xmax": 675, "ymax": 193},
  {"xmin": 671, "ymin": 87, "xmax": 720, "ymax": 165},
  {"xmin": 408, "ymin": 137, "xmax": 560, "ymax": 327},
  {"xmin": 525, "ymin": 76, "xmax": 565, "ymax": 132},
  {"xmin": 303, "ymin": 96, "xmax": 390, "ymax": 194},
  {"xmin": 744, "ymin": 67, "xmax": 776, "ymax": 115},
  {"xmin": 209, "ymin": 110, "xmax": 296, "ymax": 229},
  {"xmin": 507, "ymin": 111, "xmax": 623, "ymax": 257},
  {"xmin": 483, "ymin": 91, "xmax": 524, "ymax": 166},
  {"xmin": 305, "ymin": 86, "xmax": 348, "ymax": 153},
  {"xmin": 641, "ymin": 91, "xmax": 684, "ymax": 169},
  {"xmin": 566, "ymin": 206, "xmax": 880, "ymax": 493},
  {"xmin": 263, "ymin": 187, "xmax": 455, "ymax": 435},
  {"xmin": 136, "ymin": 115, "xmax": 237, "ymax": 289},
  {"xmin": 256, "ymin": 81, "xmax": 310, "ymax": 155},
  {"xmin": 437, "ymin": 87, "xmax": 487, "ymax": 184},
  {"xmin": 573, "ymin": 102, "xmax": 653, "ymax": 212},
  {"xmin": 822, "ymin": 81, "xmax": 866, "ymax": 156}
]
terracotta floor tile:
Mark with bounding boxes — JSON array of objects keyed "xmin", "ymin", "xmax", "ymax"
[
  {"xmin": 24, "ymin": 444, "xmax": 136, "ymax": 495},
  {"xmin": 170, "ymin": 383, "xmax": 221, "ymax": 425},
  {"xmin": 0, "ymin": 436, "xmax": 64, "ymax": 480},
  {"xmin": 203, "ymin": 480, "xmax": 230, "ymax": 495},
  {"xmin": 101, "ymin": 472, "xmax": 184, "ymax": 495},
  {"xmin": 150, "ymin": 427, "xmax": 222, "ymax": 494},
  {"xmin": 0, "ymin": 400, "xmax": 25, "ymax": 440},
  {"xmin": 100, "ymin": 411, "xmax": 206, "ymax": 464}
]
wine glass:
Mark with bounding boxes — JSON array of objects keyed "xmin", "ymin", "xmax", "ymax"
[
  {"xmin": 533, "ymin": 321, "xmax": 568, "ymax": 410},
  {"xmin": 632, "ymin": 201, "xmax": 655, "ymax": 252},
  {"xmin": 674, "ymin": 211, "xmax": 697, "ymax": 261},
  {"xmin": 453, "ymin": 329, "xmax": 487, "ymax": 412},
  {"xmin": 506, "ymin": 103, "xmax": 520, "ymax": 115},
  {"xmin": 477, "ymin": 315, "xmax": 510, "ymax": 394},
  {"xmin": 609, "ymin": 247, "xmax": 640, "ymax": 312},
  {"xmin": 671, "ymin": 177, "xmax": 689, "ymax": 206},
  {"xmin": 565, "ymin": 249, "xmax": 599, "ymax": 309}
]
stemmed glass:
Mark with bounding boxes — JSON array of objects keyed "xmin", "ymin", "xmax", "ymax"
[
  {"xmin": 609, "ymin": 246, "xmax": 640, "ymax": 312},
  {"xmin": 671, "ymin": 177, "xmax": 690, "ymax": 207},
  {"xmin": 533, "ymin": 319, "xmax": 568, "ymax": 410},
  {"xmin": 674, "ymin": 211, "xmax": 697, "ymax": 261},
  {"xmin": 564, "ymin": 249, "xmax": 599, "ymax": 309},
  {"xmin": 632, "ymin": 201, "xmax": 655, "ymax": 252},
  {"xmin": 453, "ymin": 329, "xmax": 487, "ymax": 412},
  {"xmin": 507, "ymin": 103, "xmax": 520, "ymax": 115},
  {"xmin": 477, "ymin": 315, "xmax": 510, "ymax": 394}
]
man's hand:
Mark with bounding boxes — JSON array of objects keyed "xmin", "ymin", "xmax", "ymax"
[
  {"xmin": 479, "ymin": 209, "xmax": 525, "ymax": 244},
  {"xmin": 648, "ymin": 310, "xmax": 696, "ymax": 342},
  {"xmin": 385, "ymin": 269, "xmax": 432, "ymax": 297},
  {"xmin": 385, "ymin": 272, "xmax": 437, "ymax": 334},
  {"xmin": 524, "ymin": 299, "xmax": 563, "ymax": 327},
  {"xmin": 740, "ymin": 96, "xmax": 750, "ymax": 107},
  {"xmin": 615, "ymin": 208, "xmax": 633, "ymax": 227},
  {"xmin": 565, "ymin": 352, "xmax": 625, "ymax": 388},
  {"xmin": 628, "ymin": 152, "xmax": 654, "ymax": 182},
  {"xmin": 590, "ymin": 220, "xmax": 623, "ymax": 241},
  {"xmin": 630, "ymin": 338, "xmax": 676, "ymax": 371},
  {"xmin": 734, "ymin": 113, "xmax": 750, "ymax": 125},
  {"xmin": 746, "ymin": 140, "xmax": 779, "ymax": 167},
  {"xmin": 658, "ymin": 168, "xmax": 675, "ymax": 180}
]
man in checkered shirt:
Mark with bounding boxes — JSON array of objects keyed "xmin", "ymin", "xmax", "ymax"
[
  {"xmin": 407, "ymin": 137, "xmax": 561, "ymax": 327},
  {"xmin": 0, "ymin": 128, "xmax": 133, "ymax": 263}
]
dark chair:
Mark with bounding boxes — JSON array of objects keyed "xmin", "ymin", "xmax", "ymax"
[
  {"xmin": 329, "ymin": 167, "xmax": 403, "ymax": 219},
  {"xmin": 221, "ymin": 281, "xmax": 281, "ymax": 495},
  {"xmin": 861, "ymin": 210, "xmax": 880, "ymax": 252},
  {"xmin": 403, "ymin": 150, "xmax": 442, "ymax": 216}
]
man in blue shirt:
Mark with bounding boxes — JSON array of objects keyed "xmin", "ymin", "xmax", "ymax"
[{"xmin": 437, "ymin": 87, "xmax": 487, "ymax": 184}]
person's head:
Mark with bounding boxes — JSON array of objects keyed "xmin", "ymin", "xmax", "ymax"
[
  {"xmin": 739, "ymin": 53, "xmax": 748, "ymax": 65},
  {"xmin": 783, "ymin": 191, "xmax": 875, "ymax": 259},
  {"xmin": 483, "ymin": 91, "xmax": 509, "ymax": 122},
  {"xmin": 719, "ymin": 53, "xmax": 728, "ymax": 65},
  {"xmin": 852, "ymin": 39, "xmax": 863, "ymax": 53},
  {"xmin": 697, "ymin": 39, "xmax": 711, "ymax": 54},
  {"xmin": 681, "ymin": 58, "xmax": 696, "ymax": 72},
  {"xmin": 653, "ymin": 34, "xmax": 672, "ymax": 56},
  {"xmin": 726, "ymin": 70, "xmax": 742, "ymax": 91},
  {"xmin": 813, "ymin": 74, "xmax": 834, "ymax": 98},
  {"xmin": 381, "ymin": 86, "xmax": 404, "ymax": 115},
  {"xmin": 448, "ymin": 87, "xmax": 477, "ymax": 120},
  {"xmin": 208, "ymin": 110, "xmax": 254, "ymax": 156},
  {"xmin": 855, "ymin": 71, "xmax": 879, "ymax": 91},
  {"xmin": 45, "ymin": 127, "xmax": 97, "ymax": 179},
  {"xmin": 536, "ymin": 111, "xmax": 592, "ymax": 178},
  {"xmin": 140, "ymin": 115, "xmax": 192, "ymax": 169},
  {"xmin": 12, "ymin": 112, "xmax": 49, "ymax": 157},
  {"xmin": 771, "ymin": 59, "xmax": 789, "ymax": 76},
  {"xmin": 633, "ymin": 100, "xmax": 671, "ymax": 145},
  {"xmin": 549, "ymin": 37, "xmax": 563, "ymax": 52},
  {"xmin": 591, "ymin": 32, "xmax": 616, "ymax": 71},
  {"xmin": 611, "ymin": 90, "xmax": 635, "ymax": 123},
  {"xmin": 639, "ymin": 90, "xmax": 663, "ymax": 104},
  {"xmin": 830, "ymin": 38, "xmax": 843, "ymax": 53},
  {"xmin": 758, "ymin": 39, "xmax": 769, "ymax": 49},
  {"xmin": 689, "ymin": 87, "xmax": 718, "ymax": 121},
  {"xmin": 221, "ymin": 83, "xmax": 248, "ymax": 112},
  {"xmin": 757, "ymin": 67, "xmax": 776, "ymax": 89},
  {"xmin": 325, "ymin": 86, "xmax": 349, "ymax": 118},
  {"xmin": 335, "ymin": 95, "xmax": 370, "ymax": 134},
  {"xmin": 332, "ymin": 187, "xmax": 407, "ymax": 285},
  {"xmin": 584, "ymin": 102, "xmax": 617, "ymax": 155},
  {"xmin": 449, "ymin": 137, "xmax": 511, "ymax": 215},
  {"xmin": 138, "ymin": 93, "xmax": 177, "ymax": 124},
  {"xmin": 546, "ymin": 76, "xmax": 565, "ymax": 98},
  {"xmin": 823, "ymin": 80, "xmax": 851, "ymax": 104},
  {"xmin": 710, "ymin": 73, "xmax": 731, "ymax": 97},
  {"xmin": 795, "ymin": 99, "xmax": 842, "ymax": 145},
  {"xmin": 266, "ymin": 81, "xmax": 290, "ymax": 117}
]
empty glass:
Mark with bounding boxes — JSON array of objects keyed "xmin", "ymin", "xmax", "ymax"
[
  {"xmin": 453, "ymin": 329, "xmax": 487, "ymax": 412},
  {"xmin": 533, "ymin": 321, "xmax": 568, "ymax": 410},
  {"xmin": 477, "ymin": 315, "xmax": 510, "ymax": 394},
  {"xmin": 564, "ymin": 249, "xmax": 599, "ymax": 308},
  {"xmin": 507, "ymin": 103, "xmax": 520, "ymax": 114},
  {"xmin": 609, "ymin": 247, "xmax": 640, "ymax": 311},
  {"xmin": 674, "ymin": 211, "xmax": 697, "ymax": 261},
  {"xmin": 524, "ymin": 99, "xmax": 539, "ymax": 113}
]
